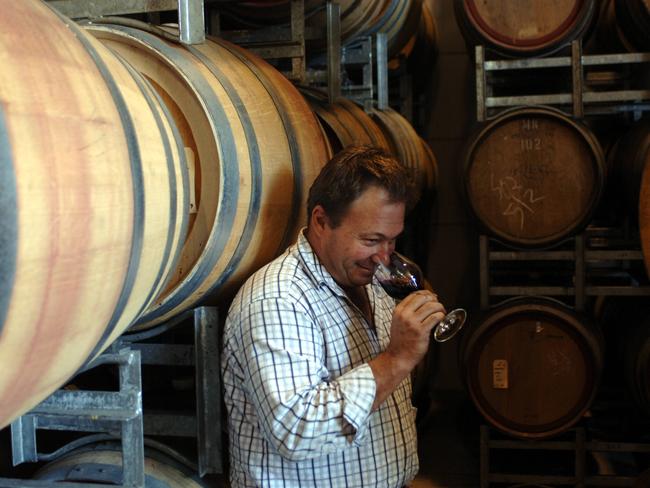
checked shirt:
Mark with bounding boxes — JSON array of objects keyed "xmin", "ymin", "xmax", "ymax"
[{"xmin": 222, "ymin": 231, "xmax": 418, "ymax": 487}]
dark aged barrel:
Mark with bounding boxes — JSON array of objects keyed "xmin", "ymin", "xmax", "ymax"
[
  {"xmin": 35, "ymin": 442, "xmax": 210, "ymax": 487},
  {"xmin": 642, "ymin": 146, "xmax": 650, "ymax": 278},
  {"xmin": 609, "ymin": 119, "xmax": 650, "ymax": 219},
  {"xmin": 463, "ymin": 106, "xmax": 606, "ymax": 248},
  {"xmin": 0, "ymin": 1, "xmax": 189, "ymax": 428},
  {"xmin": 88, "ymin": 22, "xmax": 330, "ymax": 327},
  {"xmin": 597, "ymin": 0, "xmax": 650, "ymax": 52},
  {"xmin": 454, "ymin": 0, "xmax": 598, "ymax": 57},
  {"xmin": 461, "ymin": 297, "xmax": 604, "ymax": 439},
  {"xmin": 407, "ymin": 1, "xmax": 439, "ymax": 79},
  {"xmin": 607, "ymin": 120, "xmax": 650, "ymax": 278}
]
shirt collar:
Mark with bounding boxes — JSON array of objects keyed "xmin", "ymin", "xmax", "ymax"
[{"xmin": 294, "ymin": 228, "xmax": 382, "ymax": 297}]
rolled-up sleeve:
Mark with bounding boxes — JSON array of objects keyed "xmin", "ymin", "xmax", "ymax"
[{"xmin": 233, "ymin": 297, "xmax": 376, "ymax": 461}]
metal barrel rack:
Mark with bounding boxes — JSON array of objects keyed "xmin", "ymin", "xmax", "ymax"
[
  {"xmin": 473, "ymin": 38, "xmax": 650, "ymax": 487},
  {"xmin": 479, "ymin": 229, "xmax": 650, "ymax": 312},
  {"xmin": 481, "ymin": 425, "xmax": 650, "ymax": 487},
  {"xmin": 475, "ymin": 41, "xmax": 650, "ymax": 121},
  {"xmin": 0, "ymin": 306, "xmax": 221, "ymax": 487}
]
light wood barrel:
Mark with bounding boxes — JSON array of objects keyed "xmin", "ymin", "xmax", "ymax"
[
  {"xmin": 461, "ymin": 297, "xmax": 604, "ymax": 439},
  {"xmin": 299, "ymin": 87, "xmax": 390, "ymax": 153},
  {"xmin": 87, "ymin": 22, "xmax": 330, "ymax": 327},
  {"xmin": 356, "ymin": 0, "xmax": 423, "ymax": 59},
  {"xmin": 454, "ymin": 0, "xmax": 598, "ymax": 57},
  {"xmin": 35, "ymin": 443, "xmax": 209, "ymax": 487},
  {"xmin": 463, "ymin": 107, "xmax": 606, "ymax": 248},
  {"xmin": 0, "ymin": 2, "xmax": 189, "ymax": 428},
  {"xmin": 368, "ymin": 107, "xmax": 437, "ymax": 196}
]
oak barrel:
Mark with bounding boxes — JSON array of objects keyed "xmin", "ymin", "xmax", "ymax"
[
  {"xmin": 607, "ymin": 119, "xmax": 650, "ymax": 278},
  {"xmin": 622, "ymin": 314, "xmax": 650, "ymax": 415},
  {"xmin": 356, "ymin": 0, "xmax": 424, "ymax": 59},
  {"xmin": 0, "ymin": 1, "xmax": 189, "ymax": 428},
  {"xmin": 368, "ymin": 107, "xmax": 438, "ymax": 196},
  {"xmin": 299, "ymin": 87, "xmax": 390, "ymax": 153},
  {"xmin": 454, "ymin": 0, "xmax": 598, "ymax": 57},
  {"xmin": 463, "ymin": 106, "xmax": 606, "ymax": 248},
  {"xmin": 642, "ymin": 144, "xmax": 650, "ymax": 279},
  {"xmin": 35, "ymin": 442, "xmax": 209, "ymax": 487},
  {"xmin": 597, "ymin": 0, "xmax": 650, "ymax": 52},
  {"xmin": 220, "ymin": 0, "xmax": 423, "ymax": 59},
  {"xmin": 88, "ymin": 21, "xmax": 330, "ymax": 327},
  {"xmin": 609, "ymin": 119, "xmax": 650, "ymax": 217},
  {"xmin": 461, "ymin": 297, "xmax": 604, "ymax": 439}
]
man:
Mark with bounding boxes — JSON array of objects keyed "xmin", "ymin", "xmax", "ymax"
[{"xmin": 222, "ymin": 146, "xmax": 446, "ymax": 487}]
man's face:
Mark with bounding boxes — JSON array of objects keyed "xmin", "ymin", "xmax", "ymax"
[{"xmin": 315, "ymin": 185, "xmax": 405, "ymax": 289}]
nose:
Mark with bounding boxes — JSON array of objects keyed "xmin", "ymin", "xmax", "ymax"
[{"xmin": 373, "ymin": 242, "xmax": 394, "ymax": 266}]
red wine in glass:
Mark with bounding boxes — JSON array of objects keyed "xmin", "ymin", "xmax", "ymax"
[{"xmin": 375, "ymin": 251, "xmax": 467, "ymax": 342}]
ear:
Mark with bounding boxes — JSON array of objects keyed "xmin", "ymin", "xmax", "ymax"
[{"xmin": 310, "ymin": 205, "xmax": 330, "ymax": 236}]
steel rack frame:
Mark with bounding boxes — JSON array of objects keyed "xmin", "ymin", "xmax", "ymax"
[
  {"xmin": 46, "ymin": 0, "xmax": 206, "ymax": 44},
  {"xmin": 475, "ymin": 41, "xmax": 650, "ymax": 122},
  {"xmin": 480, "ymin": 425, "xmax": 650, "ymax": 487},
  {"xmin": 111, "ymin": 306, "xmax": 222, "ymax": 477},
  {"xmin": 0, "ymin": 305, "xmax": 221, "ymax": 487},
  {"xmin": 1, "ymin": 348, "xmax": 145, "ymax": 488},
  {"xmin": 479, "ymin": 230, "xmax": 650, "ymax": 311}
]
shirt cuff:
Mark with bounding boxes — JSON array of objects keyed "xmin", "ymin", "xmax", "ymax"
[{"xmin": 336, "ymin": 363, "xmax": 376, "ymax": 445}]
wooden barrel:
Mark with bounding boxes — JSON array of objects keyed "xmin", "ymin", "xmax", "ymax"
[
  {"xmin": 217, "ymin": 0, "xmax": 386, "ymax": 49},
  {"xmin": 609, "ymin": 119, "xmax": 650, "ymax": 219},
  {"xmin": 355, "ymin": 0, "xmax": 424, "ymax": 59},
  {"xmin": 87, "ymin": 21, "xmax": 330, "ymax": 327},
  {"xmin": 606, "ymin": 120, "xmax": 650, "ymax": 278},
  {"xmin": 461, "ymin": 297, "xmax": 604, "ymax": 439},
  {"xmin": 463, "ymin": 106, "xmax": 606, "ymax": 248},
  {"xmin": 299, "ymin": 87, "xmax": 390, "ymax": 153},
  {"xmin": 421, "ymin": 136, "xmax": 439, "ymax": 191},
  {"xmin": 454, "ymin": 0, "xmax": 598, "ymax": 57},
  {"xmin": 597, "ymin": 0, "xmax": 650, "ymax": 52},
  {"xmin": 635, "ymin": 468, "xmax": 650, "ymax": 487},
  {"xmin": 0, "ymin": 1, "xmax": 189, "ymax": 428},
  {"xmin": 406, "ymin": 1, "xmax": 439, "ymax": 76},
  {"xmin": 642, "ymin": 143, "xmax": 650, "ymax": 279},
  {"xmin": 621, "ymin": 313, "xmax": 650, "ymax": 415},
  {"xmin": 223, "ymin": 0, "xmax": 422, "ymax": 59},
  {"xmin": 368, "ymin": 107, "xmax": 437, "ymax": 196},
  {"xmin": 34, "ymin": 442, "xmax": 210, "ymax": 487}
]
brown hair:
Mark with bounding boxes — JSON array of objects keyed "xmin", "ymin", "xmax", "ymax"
[{"xmin": 307, "ymin": 145, "xmax": 415, "ymax": 228}]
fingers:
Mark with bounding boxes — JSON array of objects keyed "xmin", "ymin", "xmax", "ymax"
[{"xmin": 396, "ymin": 290, "xmax": 447, "ymax": 328}]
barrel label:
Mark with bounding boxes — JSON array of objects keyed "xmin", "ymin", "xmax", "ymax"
[{"xmin": 493, "ymin": 359, "xmax": 509, "ymax": 389}]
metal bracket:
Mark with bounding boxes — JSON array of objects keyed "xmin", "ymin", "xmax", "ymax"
[
  {"xmin": 326, "ymin": 0, "xmax": 342, "ymax": 103},
  {"xmin": 5, "ymin": 349, "xmax": 144, "ymax": 488},
  {"xmin": 46, "ymin": 0, "xmax": 205, "ymax": 45},
  {"xmin": 339, "ymin": 32, "xmax": 388, "ymax": 110},
  {"xmin": 115, "ymin": 306, "xmax": 222, "ymax": 476}
]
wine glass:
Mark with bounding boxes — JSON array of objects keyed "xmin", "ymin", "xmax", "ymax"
[{"xmin": 374, "ymin": 251, "xmax": 467, "ymax": 342}]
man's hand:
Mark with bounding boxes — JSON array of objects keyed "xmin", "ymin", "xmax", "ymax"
[{"xmin": 368, "ymin": 290, "xmax": 446, "ymax": 410}]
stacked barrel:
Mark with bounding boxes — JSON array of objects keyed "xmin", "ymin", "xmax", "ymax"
[
  {"xmin": 0, "ymin": 0, "xmax": 334, "ymax": 429},
  {"xmin": 0, "ymin": 0, "xmax": 437, "ymax": 437},
  {"xmin": 455, "ymin": 0, "xmax": 650, "ymax": 443}
]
